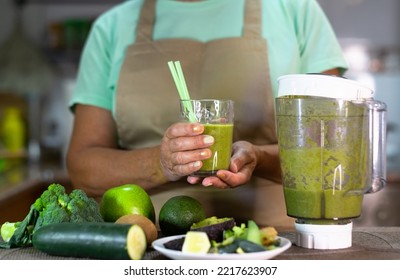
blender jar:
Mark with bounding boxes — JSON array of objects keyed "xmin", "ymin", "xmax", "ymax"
[{"xmin": 276, "ymin": 74, "xmax": 387, "ymax": 249}]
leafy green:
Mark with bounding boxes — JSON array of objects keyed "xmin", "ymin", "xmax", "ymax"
[
  {"xmin": 211, "ymin": 220, "xmax": 280, "ymax": 253},
  {"xmin": 0, "ymin": 183, "xmax": 103, "ymax": 249}
]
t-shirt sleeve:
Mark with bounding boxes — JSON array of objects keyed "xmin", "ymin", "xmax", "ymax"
[
  {"xmin": 69, "ymin": 19, "xmax": 113, "ymax": 112},
  {"xmin": 294, "ymin": 0, "xmax": 348, "ymax": 74}
]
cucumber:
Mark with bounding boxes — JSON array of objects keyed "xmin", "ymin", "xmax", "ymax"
[
  {"xmin": 32, "ymin": 222, "xmax": 146, "ymax": 260},
  {"xmin": 218, "ymin": 238, "xmax": 266, "ymax": 254},
  {"xmin": 218, "ymin": 241, "xmax": 239, "ymax": 254},
  {"xmin": 237, "ymin": 239, "xmax": 266, "ymax": 253},
  {"xmin": 246, "ymin": 220, "xmax": 261, "ymax": 245}
]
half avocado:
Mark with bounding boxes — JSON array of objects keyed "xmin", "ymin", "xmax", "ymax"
[{"xmin": 190, "ymin": 216, "xmax": 235, "ymax": 242}]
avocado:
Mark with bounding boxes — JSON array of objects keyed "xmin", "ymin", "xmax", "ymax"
[
  {"xmin": 163, "ymin": 237, "xmax": 185, "ymax": 251},
  {"xmin": 190, "ymin": 216, "xmax": 235, "ymax": 242}
]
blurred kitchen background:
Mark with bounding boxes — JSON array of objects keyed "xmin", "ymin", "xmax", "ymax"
[{"xmin": 0, "ymin": 0, "xmax": 399, "ymax": 226}]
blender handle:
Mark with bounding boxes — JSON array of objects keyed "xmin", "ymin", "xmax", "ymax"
[{"xmin": 366, "ymin": 100, "xmax": 387, "ymax": 193}]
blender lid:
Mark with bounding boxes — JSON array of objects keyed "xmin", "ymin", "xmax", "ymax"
[{"xmin": 277, "ymin": 74, "xmax": 374, "ymax": 99}]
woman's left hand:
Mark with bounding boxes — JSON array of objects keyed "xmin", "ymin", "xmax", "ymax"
[{"xmin": 187, "ymin": 141, "xmax": 258, "ymax": 188}]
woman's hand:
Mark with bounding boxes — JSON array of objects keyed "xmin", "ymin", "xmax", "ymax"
[
  {"xmin": 187, "ymin": 141, "xmax": 258, "ymax": 188},
  {"xmin": 159, "ymin": 122, "xmax": 215, "ymax": 181}
]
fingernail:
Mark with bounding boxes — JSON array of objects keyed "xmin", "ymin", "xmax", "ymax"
[
  {"xmin": 203, "ymin": 181, "xmax": 213, "ymax": 187},
  {"xmin": 187, "ymin": 177, "xmax": 196, "ymax": 184},
  {"xmin": 218, "ymin": 173, "xmax": 227, "ymax": 180},
  {"xmin": 193, "ymin": 161, "xmax": 201, "ymax": 168},
  {"xmin": 200, "ymin": 150, "xmax": 208, "ymax": 157},
  {"xmin": 203, "ymin": 136, "xmax": 214, "ymax": 144},
  {"xmin": 193, "ymin": 125, "xmax": 201, "ymax": 132}
]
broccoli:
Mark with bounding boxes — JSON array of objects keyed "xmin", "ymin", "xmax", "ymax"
[{"xmin": 0, "ymin": 183, "xmax": 103, "ymax": 249}]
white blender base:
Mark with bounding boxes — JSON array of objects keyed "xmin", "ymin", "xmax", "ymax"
[{"xmin": 295, "ymin": 222, "xmax": 353, "ymax": 249}]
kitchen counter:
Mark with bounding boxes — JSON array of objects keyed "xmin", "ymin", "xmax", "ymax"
[
  {"xmin": 1, "ymin": 163, "xmax": 400, "ymax": 260},
  {"xmin": 1, "ymin": 227, "xmax": 400, "ymax": 260}
]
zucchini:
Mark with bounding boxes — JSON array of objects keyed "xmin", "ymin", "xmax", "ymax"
[{"xmin": 32, "ymin": 222, "xmax": 146, "ymax": 260}]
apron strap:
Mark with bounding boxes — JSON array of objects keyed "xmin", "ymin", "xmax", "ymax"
[
  {"xmin": 243, "ymin": 0, "xmax": 263, "ymax": 39},
  {"xmin": 135, "ymin": 0, "xmax": 156, "ymax": 43},
  {"xmin": 135, "ymin": 0, "xmax": 262, "ymax": 42}
]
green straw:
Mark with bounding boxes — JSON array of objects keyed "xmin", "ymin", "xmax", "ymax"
[{"xmin": 168, "ymin": 61, "xmax": 196, "ymax": 122}]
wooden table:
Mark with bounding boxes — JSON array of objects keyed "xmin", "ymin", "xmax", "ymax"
[{"xmin": 1, "ymin": 227, "xmax": 400, "ymax": 260}]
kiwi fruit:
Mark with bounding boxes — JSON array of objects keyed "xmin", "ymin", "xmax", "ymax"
[{"xmin": 115, "ymin": 214, "xmax": 158, "ymax": 245}]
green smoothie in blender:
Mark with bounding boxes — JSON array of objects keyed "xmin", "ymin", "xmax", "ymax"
[
  {"xmin": 275, "ymin": 74, "xmax": 387, "ymax": 249},
  {"xmin": 276, "ymin": 96, "xmax": 368, "ymax": 223},
  {"xmin": 281, "ymin": 148, "xmax": 365, "ymax": 220}
]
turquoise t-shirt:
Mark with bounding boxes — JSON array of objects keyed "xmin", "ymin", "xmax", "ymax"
[{"xmin": 71, "ymin": 0, "xmax": 348, "ymax": 114}]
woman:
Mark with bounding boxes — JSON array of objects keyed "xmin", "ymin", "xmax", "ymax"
[{"xmin": 67, "ymin": 0, "xmax": 347, "ymax": 227}]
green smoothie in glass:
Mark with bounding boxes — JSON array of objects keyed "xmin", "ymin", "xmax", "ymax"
[
  {"xmin": 197, "ymin": 123, "xmax": 233, "ymax": 176},
  {"xmin": 180, "ymin": 99, "xmax": 234, "ymax": 177}
]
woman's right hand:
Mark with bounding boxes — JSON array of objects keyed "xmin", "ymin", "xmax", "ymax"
[{"xmin": 159, "ymin": 122, "xmax": 214, "ymax": 181}]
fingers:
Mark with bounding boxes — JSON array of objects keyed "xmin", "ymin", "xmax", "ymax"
[
  {"xmin": 203, "ymin": 171, "xmax": 249, "ymax": 189},
  {"xmin": 187, "ymin": 170, "xmax": 249, "ymax": 189},
  {"xmin": 168, "ymin": 135, "xmax": 214, "ymax": 153},
  {"xmin": 165, "ymin": 122, "xmax": 214, "ymax": 152},
  {"xmin": 229, "ymin": 141, "xmax": 257, "ymax": 173},
  {"xmin": 188, "ymin": 141, "xmax": 258, "ymax": 189},
  {"xmin": 165, "ymin": 122, "xmax": 203, "ymax": 138},
  {"xmin": 187, "ymin": 176, "xmax": 202, "ymax": 185},
  {"xmin": 160, "ymin": 122, "xmax": 215, "ymax": 180},
  {"xmin": 160, "ymin": 127, "xmax": 258, "ymax": 186}
]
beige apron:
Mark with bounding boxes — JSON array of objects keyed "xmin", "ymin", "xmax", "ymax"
[{"xmin": 115, "ymin": 0, "xmax": 294, "ymax": 228}]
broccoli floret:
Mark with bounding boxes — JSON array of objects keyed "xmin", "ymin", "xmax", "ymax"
[
  {"xmin": 33, "ymin": 198, "xmax": 43, "ymax": 212},
  {"xmin": 69, "ymin": 188, "xmax": 88, "ymax": 201},
  {"xmin": 0, "ymin": 183, "xmax": 104, "ymax": 249},
  {"xmin": 47, "ymin": 183, "xmax": 66, "ymax": 197},
  {"xmin": 67, "ymin": 189, "xmax": 103, "ymax": 222},
  {"xmin": 33, "ymin": 201, "xmax": 70, "ymax": 232},
  {"xmin": 33, "ymin": 183, "xmax": 64, "ymax": 211}
]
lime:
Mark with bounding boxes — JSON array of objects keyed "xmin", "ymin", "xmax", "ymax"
[
  {"xmin": 1, "ymin": 222, "xmax": 18, "ymax": 242},
  {"xmin": 100, "ymin": 184, "xmax": 155, "ymax": 223},
  {"xmin": 159, "ymin": 195, "xmax": 206, "ymax": 236},
  {"xmin": 182, "ymin": 231, "xmax": 211, "ymax": 253}
]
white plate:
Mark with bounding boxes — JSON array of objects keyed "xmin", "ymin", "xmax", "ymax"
[{"xmin": 152, "ymin": 235, "xmax": 291, "ymax": 260}]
